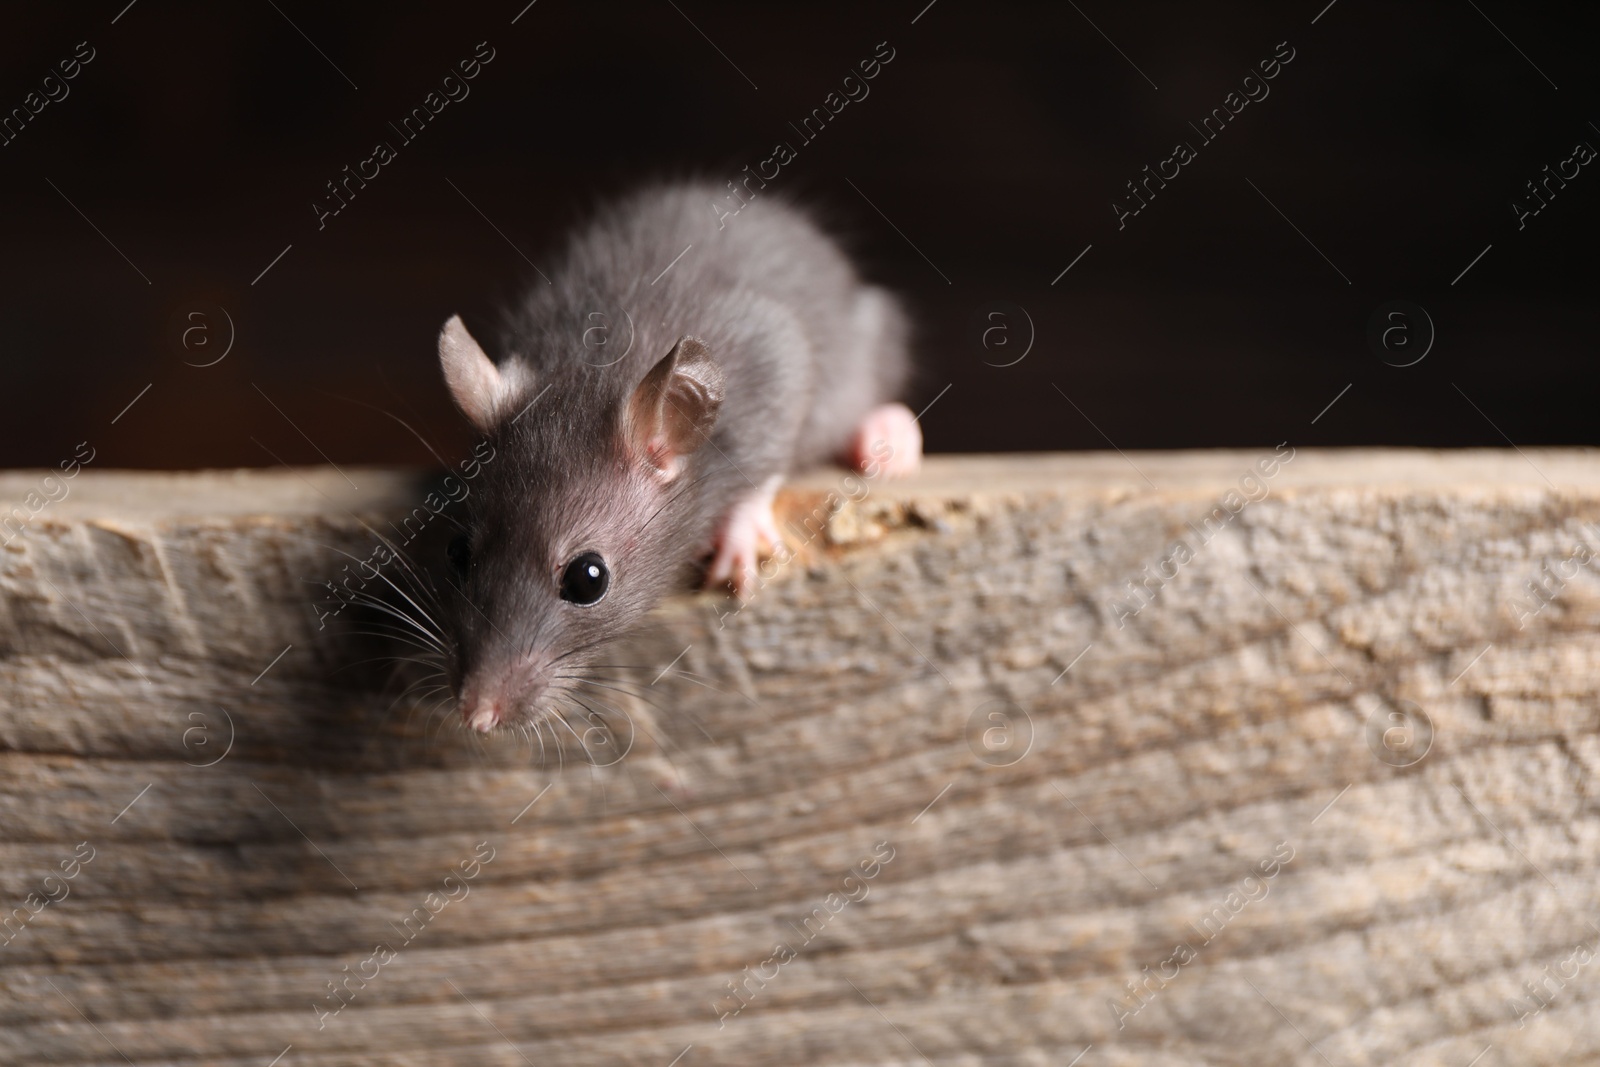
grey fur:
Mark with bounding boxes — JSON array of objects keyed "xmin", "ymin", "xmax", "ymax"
[{"xmin": 444, "ymin": 181, "xmax": 910, "ymax": 722}]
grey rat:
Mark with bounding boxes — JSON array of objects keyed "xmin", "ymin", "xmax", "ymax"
[{"xmin": 436, "ymin": 181, "xmax": 921, "ymax": 734}]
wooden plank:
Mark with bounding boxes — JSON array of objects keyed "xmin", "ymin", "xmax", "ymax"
[{"xmin": 1, "ymin": 451, "xmax": 1598, "ymax": 1066}]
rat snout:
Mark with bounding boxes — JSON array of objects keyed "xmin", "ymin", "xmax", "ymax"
[
  {"xmin": 456, "ymin": 664, "xmax": 549, "ymax": 734},
  {"xmin": 456, "ymin": 688, "xmax": 503, "ymax": 733}
]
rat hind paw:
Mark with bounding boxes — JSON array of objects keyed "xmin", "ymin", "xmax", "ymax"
[
  {"xmin": 706, "ymin": 475, "xmax": 785, "ymax": 599},
  {"xmin": 842, "ymin": 402, "xmax": 922, "ymax": 478}
]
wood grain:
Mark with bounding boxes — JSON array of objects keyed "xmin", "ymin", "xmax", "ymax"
[{"xmin": 2, "ymin": 451, "xmax": 1599, "ymax": 1066}]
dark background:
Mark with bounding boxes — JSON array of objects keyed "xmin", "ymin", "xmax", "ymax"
[{"xmin": 1, "ymin": 0, "xmax": 1594, "ymax": 469}]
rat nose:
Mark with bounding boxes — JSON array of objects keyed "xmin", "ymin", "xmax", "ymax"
[
  {"xmin": 463, "ymin": 698, "xmax": 500, "ymax": 734},
  {"xmin": 457, "ymin": 663, "xmax": 548, "ymax": 735},
  {"xmin": 456, "ymin": 683, "xmax": 504, "ymax": 734}
]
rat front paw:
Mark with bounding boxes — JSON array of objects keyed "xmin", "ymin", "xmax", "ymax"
[{"xmin": 706, "ymin": 476, "xmax": 785, "ymax": 599}]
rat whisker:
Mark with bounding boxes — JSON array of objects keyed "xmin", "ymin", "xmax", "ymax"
[
  {"xmin": 355, "ymin": 616, "xmax": 448, "ymax": 661},
  {"xmin": 405, "ymin": 689, "xmax": 449, "ymax": 753},
  {"xmin": 567, "ymin": 676, "xmax": 718, "ymax": 746},
  {"xmin": 338, "ymin": 590, "xmax": 449, "ymax": 649},
  {"xmin": 554, "ymin": 671, "xmax": 675, "ymax": 716},
  {"xmin": 527, "ymin": 708, "xmax": 550, "ymax": 767},
  {"xmin": 556, "ymin": 668, "xmax": 720, "ymax": 742},
  {"xmin": 572, "ymin": 688, "xmax": 681, "ymax": 760},
  {"xmin": 545, "ymin": 702, "xmax": 596, "ymax": 762},
  {"xmin": 352, "ymin": 519, "xmax": 448, "ymax": 611},
  {"xmin": 395, "ymin": 683, "xmax": 451, "ymax": 712},
  {"xmin": 663, "ymin": 670, "xmax": 758, "ymax": 706},
  {"xmin": 537, "ymin": 693, "xmax": 613, "ymax": 770},
  {"xmin": 565, "ymin": 693, "xmax": 633, "ymax": 765},
  {"xmin": 563, "ymin": 681, "xmax": 647, "ymax": 718},
  {"xmin": 524, "ymin": 716, "xmax": 550, "ymax": 767},
  {"xmin": 577, "ymin": 664, "xmax": 750, "ymax": 703},
  {"xmin": 638, "ymin": 462, "xmax": 739, "ymax": 539},
  {"xmin": 427, "ymin": 694, "xmax": 462, "ymax": 751},
  {"xmin": 319, "ymin": 389, "xmax": 454, "ymax": 472},
  {"xmin": 372, "ymin": 647, "xmax": 448, "ymax": 669},
  {"xmin": 394, "ymin": 501, "xmax": 471, "ymax": 536},
  {"xmin": 333, "ymin": 582, "xmax": 441, "ymax": 627},
  {"xmin": 274, "ymin": 526, "xmax": 440, "ymax": 616},
  {"xmin": 426, "ymin": 693, "xmax": 465, "ymax": 751},
  {"xmin": 547, "ymin": 633, "xmax": 624, "ymax": 669},
  {"xmin": 342, "ymin": 626, "xmax": 451, "ymax": 658},
  {"xmin": 536, "ymin": 705, "xmax": 570, "ymax": 774},
  {"xmin": 333, "ymin": 652, "xmax": 446, "ymax": 676},
  {"xmin": 375, "ymin": 360, "xmax": 462, "ymax": 466},
  {"xmin": 327, "ymin": 546, "xmax": 451, "ymax": 645},
  {"xmin": 554, "ymin": 673, "xmax": 664, "ymax": 711},
  {"xmin": 556, "ymin": 670, "xmax": 671, "ymax": 701},
  {"xmin": 298, "ymin": 534, "xmax": 450, "ymax": 636},
  {"xmin": 395, "ymin": 685, "xmax": 452, "ymax": 735},
  {"xmin": 388, "ymin": 668, "xmax": 451, "ymax": 702},
  {"xmin": 393, "ymin": 672, "xmax": 450, "ymax": 713}
]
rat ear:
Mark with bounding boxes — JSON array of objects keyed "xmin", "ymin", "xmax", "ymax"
[
  {"xmin": 438, "ymin": 315, "xmax": 525, "ymax": 433},
  {"xmin": 627, "ymin": 335, "xmax": 724, "ymax": 479}
]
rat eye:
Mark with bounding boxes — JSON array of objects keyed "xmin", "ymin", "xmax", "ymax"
[
  {"xmin": 447, "ymin": 535, "xmax": 472, "ymax": 576},
  {"xmin": 560, "ymin": 551, "xmax": 609, "ymax": 606}
]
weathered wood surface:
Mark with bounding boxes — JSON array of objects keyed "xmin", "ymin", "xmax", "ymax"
[{"xmin": 3, "ymin": 450, "xmax": 1600, "ymax": 1067}]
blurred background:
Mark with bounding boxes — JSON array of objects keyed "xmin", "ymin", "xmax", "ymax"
[{"xmin": 0, "ymin": 0, "xmax": 1594, "ymax": 469}]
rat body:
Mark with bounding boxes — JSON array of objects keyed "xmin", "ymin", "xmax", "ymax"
[{"xmin": 437, "ymin": 181, "xmax": 921, "ymax": 733}]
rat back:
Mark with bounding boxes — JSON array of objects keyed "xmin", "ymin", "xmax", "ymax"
[{"xmin": 498, "ymin": 181, "xmax": 911, "ymax": 496}]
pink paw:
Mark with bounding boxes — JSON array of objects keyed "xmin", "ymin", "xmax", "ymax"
[
  {"xmin": 706, "ymin": 476, "xmax": 785, "ymax": 598},
  {"xmin": 843, "ymin": 402, "xmax": 923, "ymax": 478}
]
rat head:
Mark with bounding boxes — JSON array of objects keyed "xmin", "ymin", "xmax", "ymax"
[{"xmin": 434, "ymin": 315, "xmax": 723, "ymax": 735}]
